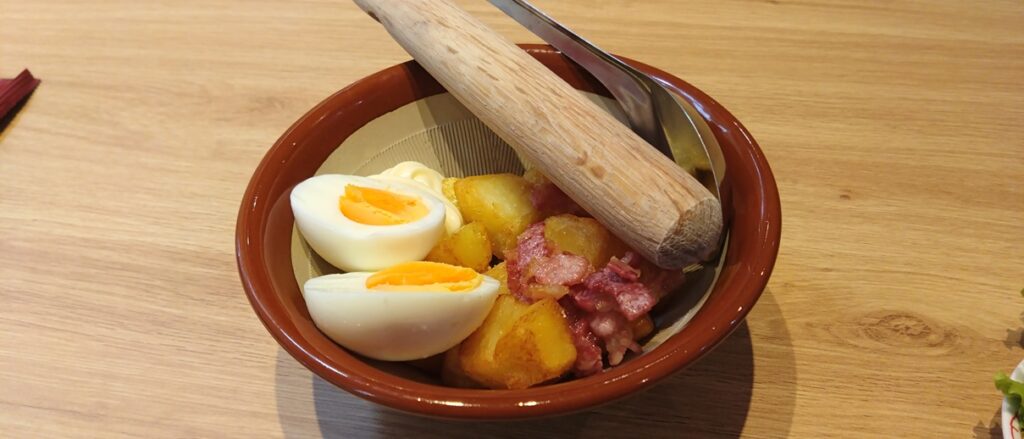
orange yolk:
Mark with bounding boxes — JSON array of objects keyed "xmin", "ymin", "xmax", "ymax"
[
  {"xmin": 366, "ymin": 261, "xmax": 482, "ymax": 293},
  {"xmin": 339, "ymin": 185, "xmax": 428, "ymax": 226}
]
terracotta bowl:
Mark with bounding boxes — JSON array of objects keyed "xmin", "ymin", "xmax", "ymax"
[{"xmin": 236, "ymin": 44, "xmax": 781, "ymax": 420}]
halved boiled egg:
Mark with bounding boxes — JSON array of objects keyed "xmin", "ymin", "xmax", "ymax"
[
  {"xmin": 302, "ymin": 261, "xmax": 500, "ymax": 361},
  {"xmin": 290, "ymin": 174, "xmax": 446, "ymax": 272}
]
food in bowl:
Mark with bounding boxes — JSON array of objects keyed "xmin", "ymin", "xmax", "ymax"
[
  {"xmin": 237, "ymin": 45, "xmax": 779, "ymax": 418},
  {"xmin": 292, "ymin": 161, "xmax": 687, "ymax": 389}
]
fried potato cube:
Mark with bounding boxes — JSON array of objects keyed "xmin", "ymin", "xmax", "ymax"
[
  {"xmin": 457, "ymin": 295, "xmax": 530, "ymax": 386},
  {"xmin": 441, "ymin": 177, "xmax": 460, "ymax": 209},
  {"xmin": 522, "ymin": 168, "xmax": 548, "ymax": 187},
  {"xmin": 454, "ymin": 174, "xmax": 541, "ymax": 258},
  {"xmin": 441, "ymin": 344, "xmax": 484, "ymax": 388},
  {"xmin": 523, "ymin": 283, "xmax": 570, "ymax": 300},
  {"xmin": 543, "ymin": 214, "xmax": 628, "ymax": 268},
  {"xmin": 631, "ymin": 314, "xmax": 654, "ymax": 340},
  {"xmin": 491, "ymin": 298, "xmax": 577, "ymax": 389},
  {"xmin": 425, "ymin": 222, "xmax": 492, "ymax": 272},
  {"xmin": 484, "ymin": 261, "xmax": 510, "ymax": 295},
  {"xmin": 458, "ymin": 296, "xmax": 577, "ymax": 389}
]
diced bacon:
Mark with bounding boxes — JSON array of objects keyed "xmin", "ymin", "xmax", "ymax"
[
  {"xmin": 643, "ymin": 267, "xmax": 688, "ymax": 300},
  {"xmin": 612, "ymin": 283, "xmax": 657, "ymax": 322},
  {"xmin": 507, "ymin": 223, "xmax": 686, "ymax": 376},
  {"xmin": 607, "ymin": 256, "xmax": 640, "ymax": 282},
  {"xmin": 587, "ymin": 311, "xmax": 638, "ymax": 366},
  {"xmin": 587, "ymin": 311, "xmax": 619, "ymax": 338},
  {"xmin": 529, "ymin": 253, "xmax": 593, "ymax": 286},
  {"xmin": 580, "ymin": 259, "xmax": 656, "ymax": 321},
  {"xmin": 570, "ymin": 284, "xmax": 617, "ymax": 313},
  {"xmin": 619, "ymin": 251, "xmax": 639, "ymax": 266},
  {"xmin": 510, "ymin": 223, "xmax": 593, "ymax": 301},
  {"xmin": 530, "ymin": 182, "xmax": 582, "ymax": 215},
  {"xmin": 560, "ymin": 297, "xmax": 604, "ymax": 377},
  {"xmin": 507, "ymin": 223, "xmax": 550, "ymax": 301}
]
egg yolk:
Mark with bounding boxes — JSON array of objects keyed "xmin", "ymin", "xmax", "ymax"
[
  {"xmin": 339, "ymin": 185, "xmax": 428, "ymax": 226},
  {"xmin": 366, "ymin": 261, "xmax": 482, "ymax": 293}
]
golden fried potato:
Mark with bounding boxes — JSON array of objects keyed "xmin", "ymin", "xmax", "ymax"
[
  {"xmin": 454, "ymin": 174, "xmax": 541, "ymax": 258},
  {"xmin": 543, "ymin": 214, "xmax": 628, "ymax": 268},
  {"xmin": 425, "ymin": 222, "xmax": 492, "ymax": 272},
  {"xmin": 492, "ymin": 298, "xmax": 577, "ymax": 389},
  {"xmin": 484, "ymin": 261, "xmax": 510, "ymax": 295},
  {"xmin": 441, "ymin": 177, "xmax": 460, "ymax": 209},
  {"xmin": 457, "ymin": 295, "xmax": 530, "ymax": 387},
  {"xmin": 522, "ymin": 168, "xmax": 548, "ymax": 187},
  {"xmin": 458, "ymin": 296, "xmax": 576, "ymax": 389},
  {"xmin": 632, "ymin": 314, "xmax": 654, "ymax": 340},
  {"xmin": 523, "ymin": 284, "xmax": 569, "ymax": 301},
  {"xmin": 441, "ymin": 344, "xmax": 484, "ymax": 388}
]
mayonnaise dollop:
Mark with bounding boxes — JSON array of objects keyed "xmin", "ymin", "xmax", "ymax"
[{"xmin": 371, "ymin": 161, "xmax": 463, "ymax": 234}]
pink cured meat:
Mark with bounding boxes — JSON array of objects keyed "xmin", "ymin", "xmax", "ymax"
[
  {"xmin": 588, "ymin": 311, "xmax": 640, "ymax": 366},
  {"xmin": 575, "ymin": 253, "xmax": 656, "ymax": 321},
  {"xmin": 506, "ymin": 224, "xmax": 675, "ymax": 376},
  {"xmin": 530, "ymin": 182, "xmax": 581, "ymax": 214},
  {"xmin": 530, "ymin": 253, "xmax": 592, "ymax": 286},
  {"xmin": 606, "ymin": 257, "xmax": 640, "ymax": 282},
  {"xmin": 569, "ymin": 283, "xmax": 617, "ymax": 313},
  {"xmin": 643, "ymin": 267, "xmax": 688, "ymax": 300},
  {"xmin": 506, "ymin": 222, "xmax": 549, "ymax": 301},
  {"xmin": 559, "ymin": 297, "xmax": 604, "ymax": 376},
  {"xmin": 509, "ymin": 222, "xmax": 593, "ymax": 302}
]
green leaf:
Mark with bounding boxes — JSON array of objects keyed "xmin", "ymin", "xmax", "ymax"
[{"xmin": 996, "ymin": 372, "xmax": 1024, "ymax": 422}]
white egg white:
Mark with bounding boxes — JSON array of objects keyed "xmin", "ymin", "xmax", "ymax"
[
  {"xmin": 302, "ymin": 272, "xmax": 501, "ymax": 361},
  {"xmin": 290, "ymin": 174, "xmax": 446, "ymax": 272}
]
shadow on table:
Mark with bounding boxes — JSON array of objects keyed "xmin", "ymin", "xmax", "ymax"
[
  {"xmin": 972, "ymin": 407, "xmax": 1002, "ymax": 439},
  {"xmin": 276, "ymin": 290, "xmax": 795, "ymax": 438}
]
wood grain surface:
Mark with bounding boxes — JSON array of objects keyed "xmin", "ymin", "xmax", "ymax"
[{"xmin": 1, "ymin": 0, "xmax": 1021, "ymax": 437}]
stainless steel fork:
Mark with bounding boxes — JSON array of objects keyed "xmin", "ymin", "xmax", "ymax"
[{"xmin": 489, "ymin": 0, "xmax": 725, "ymax": 200}]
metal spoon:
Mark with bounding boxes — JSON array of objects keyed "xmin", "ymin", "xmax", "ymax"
[{"xmin": 488, "ymin": 0, "xmax": 726, "ymax": 201}]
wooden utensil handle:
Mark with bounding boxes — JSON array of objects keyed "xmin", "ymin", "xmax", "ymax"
[{"xmin": 352, "ymin": 0, "xmax": 722, "ymax": 269}]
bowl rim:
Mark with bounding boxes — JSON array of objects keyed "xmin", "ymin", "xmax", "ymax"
[{"xmin": 236, "ymin": 44, "xmax": 782, "ymax": 420}]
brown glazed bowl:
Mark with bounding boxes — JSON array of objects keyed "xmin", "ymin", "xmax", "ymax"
[{"xmin": 236, "ymin": 44, "xmax": 781, "ymax": 420}]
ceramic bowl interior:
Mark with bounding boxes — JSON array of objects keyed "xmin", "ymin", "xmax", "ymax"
[{"xmin": 237, "ymin": 44, "xmax": 781, "ymax": 419}]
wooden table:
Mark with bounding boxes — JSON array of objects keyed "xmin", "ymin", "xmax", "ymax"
[{"xmin": 2, "ymin": 0, "xmax": 1021, "ymax": 437}]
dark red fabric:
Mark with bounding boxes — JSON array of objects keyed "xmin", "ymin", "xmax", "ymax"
[{"xmin": 0, "ymin": 69, "xmax": 40, "ymax": 120}]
